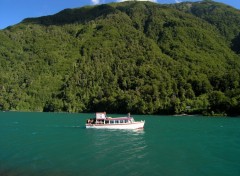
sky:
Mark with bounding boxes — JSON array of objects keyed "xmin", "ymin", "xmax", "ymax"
[{"xmin": 0, "ymin": 0, "xmax": 239, "ymax": 29}]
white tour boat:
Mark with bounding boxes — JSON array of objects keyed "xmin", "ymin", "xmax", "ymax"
[{"xmin": 86, "ymin": 112, "xmax": 145, "ymax": 129}]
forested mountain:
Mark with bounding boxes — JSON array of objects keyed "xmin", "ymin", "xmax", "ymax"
[{"xmin": 1, "ymin": 0, "xmax": 240, "ymax": 115}]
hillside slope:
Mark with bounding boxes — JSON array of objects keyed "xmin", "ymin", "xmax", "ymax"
[
  {"xmin": 0, "ymin": 1, "xmax": 240, "ymax": 115},
  {"xmin": 170, "ymin": 0, "xmax": 240, "ymax": 53}
]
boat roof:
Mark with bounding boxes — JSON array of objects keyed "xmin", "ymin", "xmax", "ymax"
[
  {"xmin": 105, "ymin": 117, "xmax": 132, "ymax": 120},
  {"xmin": 95, "ymin": 112, "xmax": 132, "ymax": 120}
]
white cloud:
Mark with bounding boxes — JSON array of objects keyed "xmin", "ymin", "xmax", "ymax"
[
  {"xmin": 175, "ymin": 0, "xmax": 182, "ymax": 3},
  {"xmin": 117, "ymin": 0, "xmax": 157, "ymax": 2},
  {"xmin": 91, "ymin": 0, "xmax": 100, "ymax": 5}
]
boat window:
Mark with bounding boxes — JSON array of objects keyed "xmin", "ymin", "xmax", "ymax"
[
  {"xmin": 105, "ymin": 120, "xmax": 109, "ymax": 124},
  {"xmin": 110, "ymin": 120, "xmax": 114, "ymax": 124},
  {"xmin": 115, "ymin": 120, "xmax": 119, "ymax": 124},
  {"xmin": 98, "ymin": 120, "xmax": 104, "ymax": 124},
  {"xmin": 125, "ymin": 120, "xmax": 128, "ymax": 123},
  {"xmin": 120, "ymin": 120, "xmax": 123, "ymax": 123}
]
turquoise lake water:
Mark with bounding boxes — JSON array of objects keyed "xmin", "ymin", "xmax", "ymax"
[{"xmin": 0, "ymin": 112, "xmax": 240, "ymax": 176}]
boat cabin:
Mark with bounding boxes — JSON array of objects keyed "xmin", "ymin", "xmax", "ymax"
[{"xmin": 86, "ymin": 112, "xmax": 134, "ymax": 125}]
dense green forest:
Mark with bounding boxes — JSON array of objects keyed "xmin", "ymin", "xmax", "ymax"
[{"xmin": 0, "ymin": 0, "xmax": 240, "ymax": 115}]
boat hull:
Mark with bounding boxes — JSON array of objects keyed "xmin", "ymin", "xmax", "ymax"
[{"xmin": 86, "ymin": 121, "xmax": 145, "ymax": 129}]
